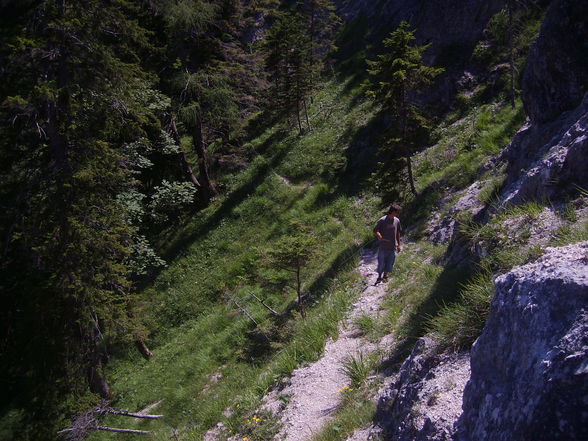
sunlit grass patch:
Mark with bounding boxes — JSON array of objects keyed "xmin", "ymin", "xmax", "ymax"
[
  {"xmin": 415, "ymin": 100, "xmax": 524, "ymax": 194},
  {"xmin": 311, "ymin": 390, "xmax": 377, "ymax": 441}
]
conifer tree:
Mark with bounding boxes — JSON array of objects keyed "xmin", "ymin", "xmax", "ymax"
[
  {"xmin": 162, "ymin": 0, "xmax": 239, "ymax": 201},
  {"xmin": 296, "ymin": 0, "xmax": 340, "ymax": 83},
  {"xmin": 367, "ymin": 21, "xmax": 444, "ymax": 197},
  {"xmin": 0, "ymin": 0, "xmax": 162, "ymax": 435},
  {"xmin": 265, "ymin": 11, "xmax": 313, "ymax": 134}
]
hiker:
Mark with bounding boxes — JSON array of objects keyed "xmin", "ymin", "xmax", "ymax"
[{"xmin": 373, "ymin": 204, "xmax": 402, "ymax": 283}]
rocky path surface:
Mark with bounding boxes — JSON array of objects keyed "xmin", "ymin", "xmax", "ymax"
[{"xmin": 264, "ymin": 247, "xmax": 395, "ymax": 441}]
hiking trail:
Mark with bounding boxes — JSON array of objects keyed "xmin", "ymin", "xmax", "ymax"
[{"xmin": 261, "ymin": 247, "xmax": 398, "ymax": 441}]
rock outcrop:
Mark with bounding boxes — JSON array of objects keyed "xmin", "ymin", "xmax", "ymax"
[
  {"xmin": 501, "ymin": 94, "xmax": 588, "ymax": 205},
  {"xmin": 500, "ymin": 0, "xmax": 588, "ymax": 203},
  {"xmin": 459, "ymin": 241, "xmax": 588, "ymax": 441},
  {"xmin": 522, "ymin": 0, "xmax": 588, "ymax": 124},
  {"xmin": 375, "ymin": 336, "xmax": 470, "ymax": 441}
]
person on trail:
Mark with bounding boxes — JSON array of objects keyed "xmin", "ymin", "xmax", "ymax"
[{"xmin": 373, "ymin": 204, "xmax": 402, "ymax": 284}]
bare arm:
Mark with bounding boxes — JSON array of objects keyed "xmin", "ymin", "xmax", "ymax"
[{"xmin": 374, "ymin": 219, "xmax": 383, "ymax": 240}]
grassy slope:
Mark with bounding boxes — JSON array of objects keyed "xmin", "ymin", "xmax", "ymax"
[
  {"xmin": 88, "ymin": 72, "xmax": 537, "ymax": 441},
  {"xmin": 80, "ymin": 11, "xmax": 579, "ymax": 438},
  {"xmin": 88, "ymin": 79, "xmax": 382, "ymax": 441},
  {"xmin": 84, "ymin": 63, "xmax": 547, "ymax": 440}
]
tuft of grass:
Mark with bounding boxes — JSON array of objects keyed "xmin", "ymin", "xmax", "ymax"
[
  {"xmin": 549, "ymin": 221, "xmax": 588, "ymax": 247},
  {"xmin": 341, "ymin": 352, "xmax": 373, "ymax": 388},
  {"xmin": 557, "ymin": 202, "xmax": 578, "ymax": 223},
  {"xmin": 353, "ymin": 313, "xmax": 376, "ymax": 337},
  {"xmin": 426, "ymin": 272, "xmax": 494, "ymax": 350},
  {"xmin": 478, "ymin": 171, "xmax": 506, "ymax": 206},
  {"xmin": 311, "ymin": 391, "xmax": 377, "ymax": 441},
  {"xmin": 232, "ymin": 410, "xmax": 282, "ymax": 441}
]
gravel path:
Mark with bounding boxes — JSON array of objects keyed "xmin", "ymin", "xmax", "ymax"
[{"xmin": 266, "ymin": 247, "xmax": 394, "ymax": 441}]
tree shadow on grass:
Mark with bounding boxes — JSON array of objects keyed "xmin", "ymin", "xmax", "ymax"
[
  {"xmin": 239, "ymin": 241, "xmax": 369, "ymax": 363},
  {"xmin": 377, "ymin": 260, "xmax": 475, "ymax": 378},
  {"xmin": 333, "ymin": 113, "xmax": 388, "ymax": 197},
  {"xmin": 153, "ymin": 130, "xmax": 294, "ymax": 275}
]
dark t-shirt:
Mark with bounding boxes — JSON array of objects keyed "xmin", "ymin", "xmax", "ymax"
[{"xmin": 374, "ymin": 215, "xmax": 401, "ymax": 251}]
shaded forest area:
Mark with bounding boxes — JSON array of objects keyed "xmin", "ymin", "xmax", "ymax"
[{"xmin": 0, "ymin": 0, "xmax": 339, "ymax": 437}]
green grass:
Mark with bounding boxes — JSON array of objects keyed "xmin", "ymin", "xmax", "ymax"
[
  {"xmin": 426, "ymin": 272, "xmax": 494, "ymax": 350},
  {"xmin": 311, "ymin": 390, "xmax": 377, "ymax": 441},
  {"xmin": 65, "ymin": 31, "xmax": 564, "ymax": 441},
  {"xmin": 352, "ymin": 313, "xmax": 377, "ymax": 339},
  {"xmin": 414, "ymin": 100, "xmax": 525, "ymax": 194},
  {"xmin": 549, "ymin": 221, "xmax": 588, "ymax": 247},
  {"xmin": 85, "ymin": 79, "xmax": 383, "ymax": 441},
  {"xmin": 341, "ymin": 352, "xmax": 373, "ymax": 388}
]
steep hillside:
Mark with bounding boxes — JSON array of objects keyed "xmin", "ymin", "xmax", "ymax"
[{"xmin": 2, "ymin": 1, "xmax": 586, "ymax": 441}]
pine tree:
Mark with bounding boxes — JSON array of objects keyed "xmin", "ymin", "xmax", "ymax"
[
  {"xmin": 161, "ymin": 0, "xmax": 240, "ymax": 202},
  {"xmin": 367, "ymin": 21, "xmax": 444, "ymax": 197},
  {"xmin": 265, "ymin": 11, "xmax": 313, "ymax": 134},
  {"xmin": 0, "ymin": 0, "xmax": 162, "ymax": 435},
  {"xmin": 296, "ymin": 0, "xmax": 340, "ymax": 84}
]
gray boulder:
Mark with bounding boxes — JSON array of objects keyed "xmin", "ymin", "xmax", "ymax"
[{"xmin": 459, "ymin": 241, "xmax": 588, "ymax": 441}]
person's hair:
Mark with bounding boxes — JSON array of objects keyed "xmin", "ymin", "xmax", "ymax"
[{"xmin": 388, "ymin": 203, "xmax": 401, "ymax": 214}]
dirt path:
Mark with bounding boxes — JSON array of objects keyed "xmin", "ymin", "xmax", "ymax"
[{"xmin": 265, "ymin": 247, "xmax": 395, "ymax": 441}]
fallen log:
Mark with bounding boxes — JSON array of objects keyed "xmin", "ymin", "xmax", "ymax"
[
  {"xmin": 96, "ymin": 426, "xmax": 149, "ymax": 434},
  {"xmin": 107, "ymin": 409, "xmax": 163, "ymax": 419}
]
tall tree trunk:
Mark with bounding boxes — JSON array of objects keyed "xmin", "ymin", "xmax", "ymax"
[
  {"xmin": 406, "ymin": 151, "xmax": 417, "ymax": 196},
  {"xmin": 296, "ymin": 101, "xmax": 304, "ymax": 135},
  {"xmin": 87, "ymin": 358, "xmax": 112, "ymax": 399},
  {"xmin": 45, "ymin": 20, "xmax": 70, "ymax": 173},
  {"xmin": 303, "ymin": 98, "xmax": 312, "ymax": 132},
  {"xmin": 135, "ymin": 339, "xmax": 153, "ymax": 359},
  {"xmin": 309, "ymin": 3, "xmax": 317, "ymax": 88},
  {"xmin": 508, "ymin": 0, "xmax": 516, "ymax": 108},
  {"xmin": 296, "ymin": 263, "xmax": 304, "ymax": 317},
  {"xmin": 401, "ymin": 104, "xmax": 417, "ymax": 196},
  {"xmin": 46, "ymin": 101, "xmax": 69, "ymax": 172},
  {"xmin": 191, "ymin": 115, "xmax": 217, "ymax": 202},
  {"xmin": 169, "ymin": 117, "xmax": 201, "ymax": 189}
]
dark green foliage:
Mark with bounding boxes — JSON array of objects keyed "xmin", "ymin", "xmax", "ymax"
[
  {"xmin": 265, "ymin": 1, "xmax": 339, "ymax": 133},
  {"xmin": 0, "ymin": 0, "xmax": 345, "ymax": 439},
  {"xmin": 366, "ymin": 21, "xmax": 444, "ymax": 199},
  {"xmin": 0, "ymin": 1, "xmax": 165, "ymax": 436},
  {"xmin": 265, "ymin": 11, "xmax": 314, "ymax": 133},
  {"xmin": 296, "ymin": 0, "xmax": 341, "ymax": 80},
  {"xmin": 470, "ymin": 2, "xmax": 544, "ymax": 106}
]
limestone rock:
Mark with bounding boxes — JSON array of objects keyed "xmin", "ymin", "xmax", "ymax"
[
  {"xmin": 375, "ymin": 336, "xmax": 470, "ymax": 441},
  {"xmin": 500, "ymin": 0, "xmax": 588, "ymax": 204},
  {"xmin": 459, "ymin": 241, "xmax": 588, "ymax": 441},
  {"xmin": 501, "ymin": 95, "xmax": 588, "ymax": 205}
]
